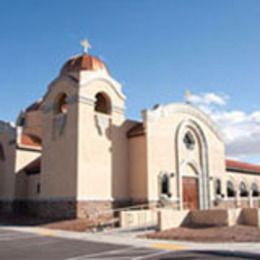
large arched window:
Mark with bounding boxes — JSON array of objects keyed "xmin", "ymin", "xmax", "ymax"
[
  {"xmin": 215, "ymin": 179, "xmax": 222, "ymax": 196},
  {"xmin": 94, "ymin": 92, "xmax": 111, "ymax": 115},
  {"xmin": 0, "ymin": 144, "xmax": 5, "ymax": 161},
  {"xmin": 54, "ymin": 93, "xmax": 69, "ymax": 115},
  {"xmin": 239, "ymin": 182, "xmax": 249, "ymax": 197},
  {"xmin": 227, "ymin": 181, "xmax": 235, "ymax": 198},
  {"xmin": 252, "ymin": 183, "xmax": 259, "ymax": 197}
]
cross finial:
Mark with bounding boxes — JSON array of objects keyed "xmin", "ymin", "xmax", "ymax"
[
  {"xmin": 184, "ymin": 89, "xmax": 192, "ymax": 104},
  {"xmin": 81, "ymin": 39, "xmax": 91, "ymax": 53}
]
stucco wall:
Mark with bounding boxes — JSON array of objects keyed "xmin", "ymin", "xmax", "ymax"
[
  {"xmin": 242, "ymin": 208, "xmax": 260, "ymax": 227},
  {"xmin": 158, "ymin": 209, "xmax": 190, "ymax": 230},
  {"xmin": 15, "ymin": 172, "xmax": 40, "ymax": 200},
  {"xmin": 120, "ymin": 209, "xmax": 158, "ymax": 228},
  {"xmin": 2, "ymin": 68, "xmax": 260, "ymax": 219},
  {"xmin": 0, "ymin": 125, "xmax": 16, "ymax": 201},
  {"xmin": 128, "ymin": 135, "xmax": 148, "ymax": 201},
  {"xmin": 15, "ymin": 171, "xmax": 27, "ymax": 200},
  {"xmin": 190, "ymin": 209, "xmax": 230, "ymax": 226},
  {"xmin": 76, "ymin": 75, "xmax": 129, "ymax": 201},
  {"xmin": 225, "ymin": 171, "xmax": 260, "ymax": 196},
  {"xmin": 22, "ymin": 109, "xmax": 43, "ymax": 138},
  {"xmin": 142, "ymin": 104, "xmax": 225, "ymax": 208},
  {"xmin": 27, "ymin": 174, "xmax": 41, "ymax": 199},
  {"xmin": 15, "ymin": 149, "xmax": 40, "ymax": 173},
  {"xmin": 215, "ymin": 170, "xmax": 260, "ymax": 208},
  {"xmin": 41, "ymin": 78, "xmax": 78, "ymax": 199}
]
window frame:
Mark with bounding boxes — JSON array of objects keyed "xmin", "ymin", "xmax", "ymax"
[
  {"xmin": 252, "ymin": 183, "xmax": 259, "ymax": 197},
  {"xmin": 215, "ymin": 178, "xmax": 222, "ymax": 197},
  {"xmin": 227, "ymin": 180, "xmax": 235, "ymax": 198},
  {"xmin": 239, "ymin": 182, "xmax": 249, "ymax": 197}
]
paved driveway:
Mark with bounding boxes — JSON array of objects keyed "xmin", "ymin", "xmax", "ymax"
[
  {"xmin": 0, "ymin": 228, "xmax": 166, "ymax": 260},
  {"xmin": 0, "ymin": 228, "xmax": 260, "ymax": 259}
]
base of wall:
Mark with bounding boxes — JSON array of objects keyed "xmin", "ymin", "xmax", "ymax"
[
  {"xmin": 253, "ymin": 200, "xmax": 260, "ymax": 208},
  {"xmin": 6, "ymin": 199, "xmax": 259, "ymax": 221},
  {"xmin": 213, "ymin": 200, "xmax": 237, "ymax": 209},
  {"xmin": 9, "ymin": 199, "xmax": 163, "ymax": 220},
  {"xmin": 11, "ymin": 199, "xmax": 135, "ymax": 220},
  {"xmin": 212, "ymin": 199, "xmax": 260, "ymax": 209},
  {"xmin": 0, "ymin": 200, "xmax": 14, "ymax": 213},
  {"xmin": 77, "ymin": 200, "xmax": 132, "ymax": 219},
  {"xmin": 13, "ymin": 200, "xmax": 77, "ymax": 219}
]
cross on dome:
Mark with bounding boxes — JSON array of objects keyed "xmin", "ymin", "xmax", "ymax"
[
  {"xmin": 184, "ymin": 90, "xmax": 192, "ymax": 104},
  {"xmin": 81, "ymin": 39, "xmax": 91, "ymax": 53}
]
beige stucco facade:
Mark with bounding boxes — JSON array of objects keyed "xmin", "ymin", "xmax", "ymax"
[{"xmin": 0, "ymin": 50, "xmax": 260, "ymax": 219}]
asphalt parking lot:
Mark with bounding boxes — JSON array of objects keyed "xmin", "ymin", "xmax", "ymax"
[
  {"xmin": 0, "ymin": 228, "xmax": 260, "ymax": 259},
  {"xmin": 0, "ymin": 228, "xmax": 166, "ymax": 260}
]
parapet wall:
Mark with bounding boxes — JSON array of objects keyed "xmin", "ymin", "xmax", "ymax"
[
  {"xmin": 190, "ymin": 209, "xmax": 243, "ymax": 227},
  {"xmin": 120, "ymin": 208, "xmax": 260, "ymax": 231},
  {"xmin": 158, "ymin": 209, "xmax": 190, "ymax": 230},
  {"xmin": 190, "ymin": 209, "xmax": 230, "ymax": 226},
  {"xmin": 120, "ymin": 209, "xmax": 158, "ymax": 229},
  {"xmin": 242, "ymin": 208, "xmax": 260, "ymax": 227}
]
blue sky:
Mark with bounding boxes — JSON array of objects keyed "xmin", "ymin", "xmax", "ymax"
[{"xmin": 1, "ymin": 0, "xmax": 260, "ymax": 161}]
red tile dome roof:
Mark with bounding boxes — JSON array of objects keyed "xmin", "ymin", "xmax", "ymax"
[{"xmin": 60, "ymin": 54, "xmax": 109, "ymax": 75}]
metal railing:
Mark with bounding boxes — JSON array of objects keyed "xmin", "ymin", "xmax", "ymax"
[
  {"xmin": 89, "ymin": 200, "xmax": 181, "ymax": 232},
  {"xmin": 89, "ymin": 203, "xmax": 160, "ymax": 232}
]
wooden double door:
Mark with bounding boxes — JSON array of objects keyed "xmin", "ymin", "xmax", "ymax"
[{"xmin": 182, "ymin": 177, "xmax": 199, "ymax": 209}]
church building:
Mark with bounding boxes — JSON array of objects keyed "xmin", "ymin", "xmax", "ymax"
[{"xmin": 0, "ymin": 41, "xmax": 260, "ymax": 219}]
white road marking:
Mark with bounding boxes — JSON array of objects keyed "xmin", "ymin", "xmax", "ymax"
[
  {"xmin": 67, "ymin": 247, "xmax": 168, "ymax": 260},
  {"xmin": 133, "ymin": 250, "xmax": 169, "ymax": 260},
  {"xmin": 129, "ymin": 248, "xmax": 159, "ymax": 254},
  {"xmin": 67, "ymin": 247, "xmax": 134, "ymax": 260},
  {"xmin": 89, "ymin": 256, "xmax": 127, "ymax": 259}
]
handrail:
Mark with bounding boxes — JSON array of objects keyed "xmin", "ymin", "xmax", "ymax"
[
  {"xmin": 89, "ymin": 201, "xmax": 180, "ymax": 232},
  {"xmin": 88, "ymin": 202, "xmax": 161, "ymax": 232},
  {"xmin": 93, "ymin": 202, "xmax": 156, "ymax": 218}
]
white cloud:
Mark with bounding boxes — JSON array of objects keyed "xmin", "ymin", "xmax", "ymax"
[
  {"xmin": 188, "ymin": 92, "xmax": 228, "ymax": 106},
  {"xmin": 189, "ymin": 92, "xmax": 260, "ymax": 161}
]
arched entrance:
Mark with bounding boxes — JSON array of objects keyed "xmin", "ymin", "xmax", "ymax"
[{"xmin": 176, "ymin": 120, "xmax": 210, "ymax": 210}]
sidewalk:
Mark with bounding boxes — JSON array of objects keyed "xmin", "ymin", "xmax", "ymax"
[{"xmin": 2, "ymin": 225, "xmax": 260, "ymax": 255}]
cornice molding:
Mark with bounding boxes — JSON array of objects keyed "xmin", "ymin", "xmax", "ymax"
[
  {"xmin": 144, "ymin": 103, "xmax": 223, "ymax": 141},
  {"xmin": 80, "ymin": 72, "xmax": 126, "ymax": 101}
]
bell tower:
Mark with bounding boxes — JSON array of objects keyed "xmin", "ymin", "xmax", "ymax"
[{"xmin": 40, "ymin": 41, "xmax": 128, "ymax": 218}]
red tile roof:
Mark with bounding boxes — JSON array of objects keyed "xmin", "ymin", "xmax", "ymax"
[
  {"xmin": 226, "ymin": 159, "xmax": 260, "ymax": 174},
  {"xmin": 127, "ymin": 123, "xmax": 145, "ymax": 138},
  {"xmin": 21, "ymin": 133, "xmax": 42, "ymax": 147},
  {"xmin": 61, "ymin": 54, "xmax": 109, "ymax": 75}
]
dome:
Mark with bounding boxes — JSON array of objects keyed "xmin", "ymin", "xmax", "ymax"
[{"xmin": 60, "ymin": 53, "xmax": 109, "ymax": 75}]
